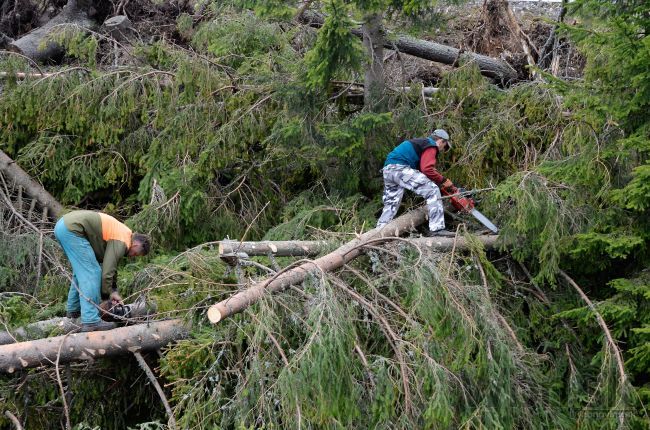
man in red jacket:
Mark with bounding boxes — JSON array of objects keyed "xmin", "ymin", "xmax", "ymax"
[{"xmin": 377, "ymin": 129, "xmax": 460, "ymax": 236}]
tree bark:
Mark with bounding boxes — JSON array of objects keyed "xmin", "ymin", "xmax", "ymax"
[
  {"xmin": 219, "ymin": 240, "xmax": 330, "ymax": 257},
  {"xmin": 0, "ymin": 301, "xmax": 157, "ymax": 345},
  {"xmin": 219, "ymin": 235, "xmax": 497, "ymax": 258},
  {"xmin": 208, "ymin": 206, "xmax": 430, "ymax": 323},
  {"xmin": 0, "ymin": 150, "xmax": 64, "ymax": 218},
  {"xmin": 386, "ymin": 35, "xmax": 517, "ymax": 84},
  {"xmin": 362, "ymin": 13, "xmax": 385, "ymax": 109},
  {"xmin": 300, "ymin": 11, "xmax": 517, "ymax": 85},
  {"xmin": 8, "ymin": 0, "xmax": 97, "ymax": 63},
  {"xmin": 0, "ymin": 319, "xmax": 189, "ymax": 372}
]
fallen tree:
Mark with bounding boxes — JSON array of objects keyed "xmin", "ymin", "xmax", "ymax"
[
  {"xmin": 219, "ymin": 239, "xmax": 330, "ymax": 257},
  {"xmin": 300, "ymin": 11, "xmax": 518, "ymax": 85},
  {"xmin": 0, "ymin": 149, "xmax": 63, "ymax": 218},
  {"xmin": 7, "ymin": 0, "xmax": 99, "ymax": 63},
  {"xmin": 0, "ymin": 319, "xmax": 188, "ymax": 372},
  {"xmin": 219, "ymin": 235, "xmax": 497, "ymax": 257},
  {"xmin": 208, "ymin": 206, "xmax": 487, "ymax": 323}
]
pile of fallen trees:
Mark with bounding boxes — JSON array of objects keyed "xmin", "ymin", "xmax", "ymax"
[{"xmin": 0, "ymin": 206, "xmax": 498, "ymax": 372}]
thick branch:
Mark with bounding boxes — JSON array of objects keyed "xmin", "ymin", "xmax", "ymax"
[
  {"xmin": 0, "ymin": 150, "xmax": 63, "ymax": 218},
  {"xmin": 133, "ymin": 352, "xmax": 177, "ymax": 430},
  {"xmin": 0, "ymin": 319, "xmax": 189, "ymax": 372},
  {"xmin": 208, "ymin": 206, "xmax": 428, "ymax": 323}
]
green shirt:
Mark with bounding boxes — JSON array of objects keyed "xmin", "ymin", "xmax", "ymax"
[{"xmin": 62, "ymin": 210, "xmax": 130, "ymax": 296}]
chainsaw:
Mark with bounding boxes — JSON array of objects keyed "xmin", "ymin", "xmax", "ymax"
[{"xmin": 440, "ymin": 187, "xmax": 499, "ymax": 233}]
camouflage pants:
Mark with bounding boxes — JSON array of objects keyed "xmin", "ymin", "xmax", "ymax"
[{"xmin": 376, "ymin": 164, "xmax": 445, "ymax": 232}]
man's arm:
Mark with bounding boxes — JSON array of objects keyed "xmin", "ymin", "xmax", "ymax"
[
  {"xmin": 419, "ymin": 147, "xmax": 446, "ymax": 185},
  {"xmin": 101, "ymin": 240, "xmax": 127, "ymax": 298}
]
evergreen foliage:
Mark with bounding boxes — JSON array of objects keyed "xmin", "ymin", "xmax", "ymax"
[{"xmin": 1, "ymin": 0, "xmax": 649, "ymax": 427}]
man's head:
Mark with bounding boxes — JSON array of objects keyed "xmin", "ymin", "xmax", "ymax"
[
  {"xmin": 431, "ymin": 129, "xmax": 451, "ymax": 152},
  {"xmin": 128, "ymin": 233, "xmax": 151, "ymax": 257}
]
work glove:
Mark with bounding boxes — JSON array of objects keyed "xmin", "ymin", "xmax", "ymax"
[
  {"xmin": 109, "ymin": 291, "xmax": 124, "ymax": 306},
  {"xmin": 440, "ymin": 178, "xmax": 458, "ymax": 195}
]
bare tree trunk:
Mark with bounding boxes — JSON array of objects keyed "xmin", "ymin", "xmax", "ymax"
[
  {"xmin": 208, "ymin": 206, "xmax": 430, "ymax": 323},
  {"xmin": 0, "ymin": 319, "xmax": 188, "ymax": 372},
  {"xmin": 0, "ymin": 150, "xmax": 63, "ymax": 218},
  {"xmin": 387, "ymin": 35, "xmax": 517, "ymax": 84},
  {"xmin": 362, "ymin": 13, "xmax": 385, "ymax": 109},
  {"xmin": 219, "ymin": 240, "xmax": 329, "ymax": 257},
  {"xmin": 300, "ymin": 11, "xmax": 517, "ymax": 85},
  {"xmin": 8, "ymin": 0, "xmax": 97, "ymax": 63},
  {"xmin": 219, "ymin": 235, "xmax": 497, "ymax": 258}
]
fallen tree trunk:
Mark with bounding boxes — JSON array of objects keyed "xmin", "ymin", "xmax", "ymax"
[
  {"xmin": 219, "ymin": 235, "xmax": 498, "ymax": 257},
  {"xmin": 0, "ymin": 301, "xmax": 156, "ymax": 345},
  {"xmin": 219, "ymin": 240, "xmax": 330, "ymax": 257},
  {"xmin": 300, "ymin": 11, "xmax": 517, "ymax": 85},
  {"xmin": 0, "ymin": 319, "xmax": 189, "ymax": 372},
  {"xmin": 0, "ymin": 150, "xmax": 64, "ymax": 218},
  {"xmin": 8, "ymin": 0, "xmax": 97, "ymax": 63},
  {"xmin": 208, "ymin": 206, "xmax": 429, "ymax": 323}
]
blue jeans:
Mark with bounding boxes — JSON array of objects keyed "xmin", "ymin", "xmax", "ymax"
[{"xmin": 54, "ymin": 219, "xmax": 102, "ymax": 324}]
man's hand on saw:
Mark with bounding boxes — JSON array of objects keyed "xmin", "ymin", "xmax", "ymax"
[{"xmin": 110, "ymin": 291, "xmax": 124, "ymax": 306}]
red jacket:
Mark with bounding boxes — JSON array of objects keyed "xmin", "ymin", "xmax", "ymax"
[{"xmin": 419, "ymin": 147, "xmax": 445, "ymax": 185}]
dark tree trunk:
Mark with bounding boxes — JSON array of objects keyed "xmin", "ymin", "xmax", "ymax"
[
  {"xmin": 362, "ymin": 13, "xmax": 385, "ymax": 109},
  {"xmin": 386, "ymin": 35, "xmax": 517, "ymax": 84},
  {"xmin": 0, "ymin": 150, "xmax": 63, "ymax": 218},
  {"xmin": 8, "ymin": 0, "xmax": 98, "ymax": 63}
]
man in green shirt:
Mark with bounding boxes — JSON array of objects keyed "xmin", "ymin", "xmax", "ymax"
[{"xmin": 54, "ymin": 210, "xmax": 150, "ymax": 332}]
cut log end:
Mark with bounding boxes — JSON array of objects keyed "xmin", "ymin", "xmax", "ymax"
[{"xmin": 207, "ymin": 306, "xmax": 222, "ymax": 324}]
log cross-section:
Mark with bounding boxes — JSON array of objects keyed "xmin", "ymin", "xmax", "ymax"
[{"xmin": 0, "ymin": 319, "xmax": 189, "ymax": 373}]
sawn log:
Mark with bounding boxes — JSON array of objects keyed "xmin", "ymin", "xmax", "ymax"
[
  {"xmin": 0, "ymin": 319, "xmax": 189, "ymax": 373},
  {"xmin": 219, "ymin": 235, "xmax": 497, "ymax": 257},
  {"xmin": 219, "ymin": 240, "xmax": 330, "ymax": 257},
  {"xmin": 208, "ymin": 206, "xmax": 430, "ymax": 323}
]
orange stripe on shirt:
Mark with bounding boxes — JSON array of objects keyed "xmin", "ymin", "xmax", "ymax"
[{"xmin": 99, "ymin": 213, "xmax": 132, "ymax": 249}]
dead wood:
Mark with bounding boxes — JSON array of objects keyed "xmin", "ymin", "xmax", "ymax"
[
  {"xmin": 133, "ymin": 351, "xmax": 177, "ymax": 430},
  {"xmin": 0, "ymin": 150, "xmax": 64, "ymax": 218},
  {"xmin": 0, "ymin": 319, "xmax": 189, "ymax": 372},
  {"xmin": 8, "ymin": 0, "xmax": 98, "ymax": 63},
  {"xmin": 300, "ymin": 11, "xmax": 517, "ymax": 85},
  {"xmin": 3, "ymin": 411, "xmax": 23, "ymax": 430}
]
